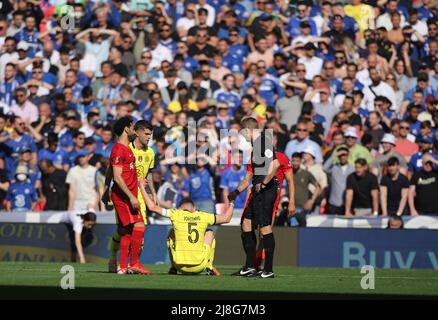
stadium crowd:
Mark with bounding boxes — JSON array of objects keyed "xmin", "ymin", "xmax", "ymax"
[{"xmin": 0, "ymin": 0, "xmax": 437, "ymax": 221}]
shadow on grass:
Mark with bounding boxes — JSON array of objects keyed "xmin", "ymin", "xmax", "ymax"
[{"xmin": 1, "ymin": 285, "xmax": 437, "ymax": 300}]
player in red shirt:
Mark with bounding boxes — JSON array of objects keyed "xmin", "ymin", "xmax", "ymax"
[
  {"xmin": 242, "ymin": 151, "xmax": 296, "ymax": 270},
  {"xmin": 105, "ymin": 116, "xmax": 148, "ymax": 274}
]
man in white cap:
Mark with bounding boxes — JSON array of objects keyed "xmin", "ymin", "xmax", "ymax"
[
  {"xmin": 336, "ymin": 127, "xmax": 373, "ymax": 165},
  {"xmin": 371, "ymin": 133, "xmax": 407, "ymax": 181}
]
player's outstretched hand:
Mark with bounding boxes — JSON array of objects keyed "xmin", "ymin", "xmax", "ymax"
[
  {"xmin": 228, "ymin": 190, "xmax": 239, "ymax": 202},
  {"xmin": 130, "ymin": 196, "xmax": 140, "ymax": 210}
]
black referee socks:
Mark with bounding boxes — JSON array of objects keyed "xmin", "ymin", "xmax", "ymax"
[
  {"xmin": 242, "ymin": 231, "xmax": 257, "ymax": 269},
  {"xmin": 263, "ymin": 233, "xmax": 275, "ymax": 273}
]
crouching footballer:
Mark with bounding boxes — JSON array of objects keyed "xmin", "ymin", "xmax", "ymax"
[{"xmin": 140, "ymin": 183, "xmax": 235, "ymax": 276}]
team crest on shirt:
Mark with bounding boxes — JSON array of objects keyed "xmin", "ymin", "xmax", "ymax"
[
  {"xmin": 264, "ymin": 149, "xmax": 273, "ymax": 158},
  {"xmin": 115, "ymin": 156, "xmax": 120, "ymax": 164},
  {"xmin": 138, "ymin": 156, "xmax": 142, "ymax": 162},
  {"xmin": 130, "ymin": 162, "xmax": 135, "ymax": 170}
]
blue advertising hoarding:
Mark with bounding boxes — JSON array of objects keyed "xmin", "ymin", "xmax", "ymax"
[
  {"xmin": 0, "ymin": 223, "xmax": 170, "ymax": 264},
  {"xmin": 298, "ymin": 228, "xmax": 438, "ymax": 269}
]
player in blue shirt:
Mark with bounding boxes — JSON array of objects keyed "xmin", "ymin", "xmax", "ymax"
[
  {"xmin": 5, "ymin": 166, "xmax": 38, "ymax": 212},
  {"xmin": 220, "ymin": 150, "xmax": 248, "ymax": 209}
]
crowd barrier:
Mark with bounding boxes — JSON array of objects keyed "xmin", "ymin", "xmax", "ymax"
[{"xmin": 0, "ymin": 212, "xmax": 437, "ymax": 269}]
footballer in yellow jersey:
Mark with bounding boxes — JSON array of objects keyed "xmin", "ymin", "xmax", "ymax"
[
  {"xmin": 141, "ymin": 190, "xmax": 236, "ymax": 276},
  {"xmin": 104, "ymin": 120, "xmax": 157, "ymax": 273},
  {"xmin": 129, "ymin": 140, "xmax": 156, "ymax": 223}
]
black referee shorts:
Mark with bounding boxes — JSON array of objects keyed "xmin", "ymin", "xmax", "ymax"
[{"xmin": 244, "ymin": 179, "xmax": 279, "ymax": 227}]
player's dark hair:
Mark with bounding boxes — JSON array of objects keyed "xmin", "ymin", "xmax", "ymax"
[
  {"xmin": 179, "ymin": 198, "xmax": 195, "ymax": 208},
  {"xmin": 134, "ymin": 120, "xmax": 153, "ymax": 132},
  {"xmin": 113, "ymin": 116, "xmax": 134, "ymax": 136}
]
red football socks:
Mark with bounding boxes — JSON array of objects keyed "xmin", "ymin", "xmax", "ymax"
[
  {"xmin": 119, "ymin": 233, "xmax": 132, "ymax": 269},
  {"xmin": 129, "ymin": 225, "xmax": 145, "ymax": 266}
]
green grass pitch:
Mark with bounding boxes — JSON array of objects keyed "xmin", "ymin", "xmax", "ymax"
[{"xmin": 0, "ymin": 263, "xmax": 437, "ymax": 299}]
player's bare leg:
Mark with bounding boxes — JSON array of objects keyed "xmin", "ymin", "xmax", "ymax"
[
  {"xmin": 204, "ymin": 230, "xmax": 220, "ymax": 276},
  {"xmin": 232, "ymin": 218, "xmax": 257, "ymax": 276}
]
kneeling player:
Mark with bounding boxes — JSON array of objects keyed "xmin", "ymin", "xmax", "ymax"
[{"xmin": 142, "ymin": 189, "xmax": 235, "ymax": 276}]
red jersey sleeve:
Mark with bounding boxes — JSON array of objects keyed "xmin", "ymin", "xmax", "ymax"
[
  {"xmin": 278, "ymin": 152, "xmax": 292, "ymax": 174},
  {"xmin": 246, "ymin": 161, "xmax": 253, "ymax": 174},
  {"xmin": 110, "ymin": 144, "xmax": 125, "ymax": 167}
]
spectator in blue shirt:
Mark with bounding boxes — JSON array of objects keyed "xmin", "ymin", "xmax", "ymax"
[
  {"xmin": 0, "ymin": 62, "xmax": 21, "ymax": 109},
  {"xmin": 95, "ymin": 125, "xmax": 115, "ymax": 159},
  {"xmin": 287, "ymin": 2, "xmax": 317, "ymax": 38},
  {"xmin": 67, "ymin": 131, "xmax": 88, "ymax": 167},
  {"xmin": 408, "ymin": 136, "xmax": 438, "ymax": 177},
  {"xmin": 404, "ymin": 104, "xmax": 422, "ymax": 138},
  {"xmin": 5, "ymin": 165, "xmax": 38, "ymax": 212},
  {"xmin": 14, "ymin": 16, "xmax": 40, "ymax": 58},
  {"xmin": 3, "ymin": 116, "xmax": 38, "ymax": 180},
  {"xmin": 38, "ymin": 132, "xmax": 68, "ymax": 171},
  {"xmin": 220, "ymin": 150, "xmax": 247, "ymax": 209},
  {"xmin": 183, "ymin": 156, "xmax": 216, "ymax": 213},
  {"xmin": 57, "ymin": 69, "xmax": 84, "ymax": 104},
  {"xmin": 213, "ymin": 73, "xmax": 241, "ymax": 115}
]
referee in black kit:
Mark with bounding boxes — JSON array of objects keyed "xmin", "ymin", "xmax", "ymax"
[{"xmin": 228, "ymin": 117, "xmax": 280, "ymax": 278}]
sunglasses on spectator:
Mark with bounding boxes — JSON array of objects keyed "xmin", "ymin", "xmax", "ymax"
[
  {"xmin": 201, "ymin": 69, "xmax": 210, "ymax": 73},
  {"xmin": 324, "ymin": 66, "xmax": 334, "ymax": 70},
  {"xmin": 297, "ymin": 128, "xmax": 307, "ymax": 132},
  {"xmin": 296, "ymin": 69, "xmax": 306, "ymax": 72},
  {"xmin": 230, "ymin": 33, "xmax": 239, "ymax": 37},
  {"xmin": 160, "ymin": 29, "xmax": 171, "ymax": 32},
  {"xmin": 17, "ymin": 122, "xmax": 25, "ymax": 126},
  {"xmin": 197, "ymin": 34, "xmax": 208, "ymax": 38},
  {"xmin": 257, "ymin": 65, "xmax": 266, "ymax": 69},
  {"xmin": 142, "ymin": 55, "xmax": 152, "ymax": 59},
  {"xmin": 400, "ymin": 126, "xmax": 410, "ymax": 130}
]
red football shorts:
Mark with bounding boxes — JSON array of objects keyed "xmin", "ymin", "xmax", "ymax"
[{"xmin": 111, "ymin": 192, "xmax": 143, "ymax": 227}]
